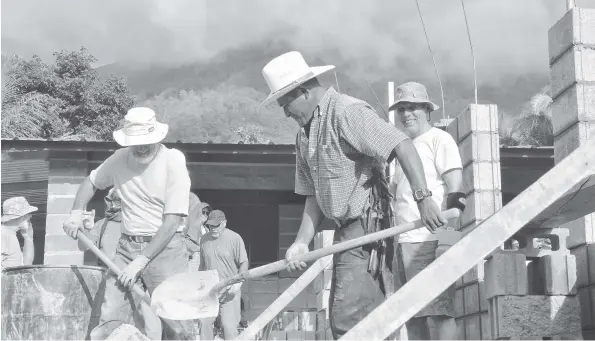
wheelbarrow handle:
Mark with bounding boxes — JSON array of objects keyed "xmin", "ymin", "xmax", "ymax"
[
  {"xmin": 215, "ymin": 209, "xmax": 460, "ymax": 291},
  {"xmin": 77, "ymin": 233, "xmax": 150, "ymax": 304}
]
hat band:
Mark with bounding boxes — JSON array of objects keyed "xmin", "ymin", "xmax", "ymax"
[
  {"xmin": 122, "ymin": 122, "xmax": 158, "ymax": 136},
  {"xmin": 270, "ymin": 71, "xmax": 316, "ymax": 96}
]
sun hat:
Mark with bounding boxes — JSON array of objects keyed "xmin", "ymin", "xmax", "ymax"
[
  {"xmin": 260, "ymin": 51, "xmax": 335, "ymax": 109},
  {"xmin": 1, "ymin": 197, "xmax": 38, "ymax": 223},
  {"xmin": 205, "ymin": 210, "xmax": 226, "ymax": 227},
  {"xmin": 113, "ymin": 107, "xmax": 169, "ymax": 147},
  {"xmin": 388, "ymin": 82, "xmax": 440, "ymax": 112}
]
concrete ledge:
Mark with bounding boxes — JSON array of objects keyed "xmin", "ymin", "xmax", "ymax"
[
  {"xmin": 550, "ymin": 45, "xmax": 595, "ymax": 99},
  {"xmin": 489, "ymin": 295, "xmax": 582, "ymax": 339},
  {"xmin": 551, "ymin": 83, "xmax": 595, "ymax": 136},
  {"xmin": 549, "ymin": 8, "xmax": 595, "ymax": 64}
]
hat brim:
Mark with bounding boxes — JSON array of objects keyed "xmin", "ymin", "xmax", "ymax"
[
  {"xmin": 113, "ymin": 122, "xmax": 169, "ymax": 147},
  {"xmin": 259, "ymin": 65, "xmax": 336, "ymax": 111},
  {"xmin": 388, "ymin": 98, "xmax": 440, "ymax": 112},
  {"xmin": 1, "ymin": 206, "xmax": 38, "ymax": 222}
]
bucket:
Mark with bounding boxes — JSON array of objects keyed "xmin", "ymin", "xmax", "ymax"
[{"xmin": 1, "ymin": 265, "xmax": 107, "ymax": 340}]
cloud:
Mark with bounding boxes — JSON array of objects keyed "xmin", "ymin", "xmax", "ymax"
[{"xmin": 2, "ymin": 0, "xmax": 592, "ymax": 85}]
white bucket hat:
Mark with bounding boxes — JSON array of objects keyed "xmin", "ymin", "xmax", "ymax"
[
  {"xmin": 113, "ymin": 107, "xmax": 169, "ymax": 147},
  {"xmin": 388, "ymin": 82, "xmax": 440, "ymax": 112},
  {"xmin": 260, "ymin": 51, "xmax": 335, "ymax": 108},
  {"xmin": 1, "ymin": 197, "xmax": 38, "ymax": 223}
]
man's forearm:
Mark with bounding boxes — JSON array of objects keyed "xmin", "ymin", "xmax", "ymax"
[
  {"xmin": 394, "ymin": 140, "xmax": 429, "ymax": 191},
  {"xmin": 238, "ymin": 261, "xmax": 249, "ymax": 273},
  {"xmin": 140, "ymin": 215, "xmax": 181, "ymax": 260},
  {"xmin": 71, "ymin": 177, "xmax": 97, "ymax": 211},
  {"xmin": 22, "ymin": 239, "xmax": 34, "ymax": 265},
  {"xmin": 295, "ymin": 196, "xmax": 325, "ymax": 245}
]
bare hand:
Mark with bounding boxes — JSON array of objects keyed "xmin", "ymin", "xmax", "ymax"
[
  {"xmin": 285, "ymin": 242, "xmax": 309, "ymax": 272},
  {"xmin": 417, "ymin": 199, "xmax": 446, "ymax": 233}
]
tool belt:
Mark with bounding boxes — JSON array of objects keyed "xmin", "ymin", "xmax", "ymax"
[{"xmin": 363, "ymin": 166, "xmax": 395, "ymax": 295}]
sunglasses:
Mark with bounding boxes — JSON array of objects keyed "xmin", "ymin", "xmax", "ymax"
[{"xmin": 205, "ymin": 222, "xmax": 223, "ymax": 230}]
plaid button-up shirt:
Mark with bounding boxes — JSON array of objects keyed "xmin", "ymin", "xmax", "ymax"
[{"xmin": 295, "ymin": 87, "xmax": 409, "ymax": 222}]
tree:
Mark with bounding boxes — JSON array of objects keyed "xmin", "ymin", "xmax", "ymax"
[
  {"xmin": 1, "ymin": 48, "xmax": 135, "ymax": 140},
  {"xmin": 501, "ymin": 86, "xmax": 553, "ymax": 147}
]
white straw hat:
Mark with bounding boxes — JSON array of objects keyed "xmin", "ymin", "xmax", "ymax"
[{"xmin": 113, "ymin": 107, "xmax": 169, "ymax": 147}]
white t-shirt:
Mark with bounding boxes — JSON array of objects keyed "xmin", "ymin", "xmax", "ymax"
[
  {"xmin": 89, "ymin": 145, "xmax": 191, "ymax": 236},
  {"xmin": 390, "ymin": 128, "xmax": 462, "ymax": 243}
]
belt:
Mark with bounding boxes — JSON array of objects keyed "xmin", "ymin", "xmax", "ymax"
[
  {"xmin": 335, "ymin": 216, "xmax": 360, "ymax": 229},
  {"xmin": 123, "ymin": 231, "xmax": 183, "ymax": 243}
]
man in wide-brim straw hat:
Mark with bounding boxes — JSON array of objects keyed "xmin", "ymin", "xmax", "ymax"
[
  {"xmin": 1, "ymin": 197, "xmax": 37, "ymax": 270},
  {"xmin": 63, "ymin": 107, "xmax": 198, "ymax": 340},
  {"xmin": 260, "ymin": 51, "xmax": 447, "ymax": 339}
]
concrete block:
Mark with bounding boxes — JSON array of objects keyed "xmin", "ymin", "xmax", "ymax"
[
  {"xmin": 279, "ymin": 269, "xmax": 305, "ymax": 278},
  {"xmin": 456, "ymin": 318, "xmax": 466, "ymax": 340},
  {"xmin": 44, "ymin": 234, "xmax": 80, "ymax": 252},
  {"xmin": 45, "ymin": 213, "xmax": 71, "ymax": 235},
  {"xmin": 463, "ymin": 260, "xmax": 486, "ymax": 283},
  {"xmin": 47, "ymin": 182, "xmax": 83, "ymax": 196},
  {"xmin": 572, "ymin": 244, "xmax": 595, "ymax": 288},
  {"xmin": 550, "ymin": 44, "xmax": 595, "ymax": 98},
  {"xmin": 288, "ymin": 291, "xmax": 313, "ymax": 310},
  {"xmin": 299, "ymin": 311, "xmax": 317, "ymax": 331},
  {"xmin": 480, "ymin": 311, "xmax": 491, "ymax": 340},
  {"xmin": 278, "ymin": 278, "xmax": 294, "ymax": 293},
  {"xmin": 479, "ymin": 281, "xmax": 488, "ymax": 312},
  {"xmin": 457, "ymin": 104, "xmax": 499, "ymax": 141},
  {"xmin": 554, "ymin": 120, "xmax": 595, "ymax": 163},
  {"xmin": 458, "ymin": 132, "xmax": 500, "ymax": 167},
  {"xmin": 326, "ymin": 328, "xmax": 333, "ymax": 340},
  {"xmin": 551, "ymin": 83, "xmax": 595, "ymax": 136},
  {"xmin": 269, "ymin": 331, "xmax": 287, "ymax": 340},
  {"xmin": 249, "ymin": 293, "xmax": 278, "ymax": 309},
  {"xmin": 515, "ymin": 227, "xmax": 571, "ymax": 258},
  {"xmin": 281, "ymin": 311, "xmax": 299, "ymax": 331},
  {"xmin": 489, "ymin": 295, "xmax": 582, "ymax": 338},
  {"xmin": 48, "ymin": 158, "xmax": 89, "ymax": 177},
  {"xmin": 314, "ymin": 230, "xmax": 335, "ymax": 250},
  {"xmin": 287, "ymin": 330, "xmax": 315, "ymax": 340},
  {"xmin": 250, "ymin": 278, "xmax": 279, "ymax": 294},
  {"xmin": 455, "ymin": 288, "xmax": 465, "ymax": 317},
  {"xmin": 462, "ymin": 161, "xmax": 502, "ymax": 194},
  {"xmin": 314, "ymin": 269, "xmax": 332, "ymax": 293},
  {"xmin": 316, "ymin": 290, "xmax": 330, "ymax": 312},
  {"xmin": 316, "ymin": 309, "xmax": 329, "ymax": 331},
  {"xmin": 564, "ymin": 215, "xmax": 595, "ymax": 249},
  {"xmin": 464, "ymin": 283, "xmax": 480, "ymax": 315},
  {"xmin": 578, "ymin": 287, "xmax": 594, "ymax": 328},
  {"xmin": 446, "ymin": 116, "xmax": 459, "ymax": 143},
  {"xmin": 307, "ymin": 293, "xmax": 317, "ymax": 309},
  {"xmin": 465, "ymin": 314, "xmax": 481, "ymax": 340},
  {"xmin": 533, "ymin": 254, "xmax": 577, "ymax": 295},
  {"xmin": 461, "ymin": 190, "xmax": 501, "ymax": 229},
  {"xmin": 549, "ymin": 8, "xmax": 595, "ymax": 63},
  {"xmin": 44, "ymin": 251, "xmax": 84, "ymax": 265},
  {"xmin": 46, "ymin": 195, "xmax": 76, "ymax": 214},
  {"xmin": 484, "ymin": 253, "xmax": 528, "ymax": 299}
]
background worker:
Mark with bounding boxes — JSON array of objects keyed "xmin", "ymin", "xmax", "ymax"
[{"xmin": 1, "ymin": 197, "xmax": 37, "ymax": 270}]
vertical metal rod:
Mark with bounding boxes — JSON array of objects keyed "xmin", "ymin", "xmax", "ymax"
[{"xmin": 388, "ymin": 81, "xmax": 396, "ymax": 179}]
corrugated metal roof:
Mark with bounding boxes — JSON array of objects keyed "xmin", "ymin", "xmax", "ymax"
[{"xmin": 1, "ymin": 159, "xmax": 49, "ymax": 184}]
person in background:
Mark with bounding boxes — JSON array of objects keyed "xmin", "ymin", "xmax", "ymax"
[
  {"xmin": 184, "ymin": 192, "xmax": 211, "ymax": 270},
  {"xmin": 199, "ymin": 210, "xmax": 249, "ymax": 340},
  {"xmin": 1, "ymin": 197, "xmax": 37, "ymax": 270},
  {"xmin": 78, "ymin": 188, "xmax": 122, "ymax": 264},
  {"xmin": 389, "ymin": 82, "xmax": 465, "ymax": 340}
]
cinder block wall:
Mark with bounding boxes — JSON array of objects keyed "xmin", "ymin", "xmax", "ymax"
[
  {"xmin": 549, "ymin": 7, "xmax": 595, "ymax": 339},
  {"xmin": 446, "ymin": 104, "xmax": 502, "ymax": 340}
]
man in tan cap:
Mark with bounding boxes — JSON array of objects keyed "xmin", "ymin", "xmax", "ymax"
[
  {"xmin": 259, "ymin": 51, "xmax": 446, "ymax": 339},
  {"xmin": 1, "ymin": 197, "xmax": 37, "ymax": 270},
  {"xmin": 63, "ymin": 107, "xmax": 196, "ymax": 340},
  {"xmin": 389, "ymin": 82, "xmax": 464, "ymax": 340}
]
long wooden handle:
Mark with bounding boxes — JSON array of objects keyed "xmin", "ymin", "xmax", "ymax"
[
  {"xmin": 217, "ymin": 209, "xmax": 460, "ymax": 290},
  {"xmin": 77, "ymin": 233, "xmax": 150, "ymax": 304}
]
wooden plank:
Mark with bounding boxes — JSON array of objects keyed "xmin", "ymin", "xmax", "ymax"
[
  {"xmin": 237, "ymin": 256, "xmax": 332, "ymax": 340},
  {"xmin": 340, "ymin": 136, "xmax": 595, "ymax": 341}
]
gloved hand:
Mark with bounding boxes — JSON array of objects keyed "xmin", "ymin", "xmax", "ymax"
[
  {"xmin": 82, "ymin": 209, "xmax": 96, "ymax": 230},
  {"xmin": 118, "ymin": 255, "xmax": 150, "ymax": 289},
  {"xmin": 63, "ymin": 210, "xmax": 85, "ymax": 239},
  {"xmin": 285, "ymin": 242, "xmax": 309, "ymax": 272}
]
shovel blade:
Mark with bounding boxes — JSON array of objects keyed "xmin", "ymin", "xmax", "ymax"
[{"xmin": 151, "ymin": 270, "xmax": 220, "ymax": 320}]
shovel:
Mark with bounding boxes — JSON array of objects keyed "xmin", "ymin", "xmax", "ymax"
[{"xmin": 150, "ymin": 208, "xmax": 460, "ymax": 321}]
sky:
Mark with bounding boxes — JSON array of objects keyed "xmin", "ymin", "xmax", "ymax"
[{"xmin": 2, "ymin": 0, "xmax": 594, "ymax": 86}]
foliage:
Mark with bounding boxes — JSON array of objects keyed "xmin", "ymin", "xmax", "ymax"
[{"xmin": 1, "ymin": 48, "xmax": 135, "ymax": 140}]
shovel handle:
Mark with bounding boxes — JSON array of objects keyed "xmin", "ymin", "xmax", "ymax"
[
  {"xmin": 77, "ymin": 233, "xmax": 150, "ymax": 304},
  {"xmin": 216, "ymin": 209, "xmax": 460, "ymax": 291}
]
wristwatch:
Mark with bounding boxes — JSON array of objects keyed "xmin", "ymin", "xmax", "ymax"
[{"xmin": 412, "ymin": 189, "xmax": 432, "ymax": 203}]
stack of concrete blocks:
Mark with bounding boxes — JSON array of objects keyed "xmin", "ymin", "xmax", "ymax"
[
  {"xmin": 446, "ymin": 104, "xmax": 501, "ymax": 340},
  {"xmin": 549, "ymin": 7, "xmax": 595, "ymax": 339},
  {"xmin": 44, "ymin": 151, "xmax": 88, "ymax": 265},
  {"xmin": 266, "ymin": 309, "xmax": 318, "ymax": 340},
  {"xmin": 313, "ymin": 230, "xmax": 334, "ymax": 340}
]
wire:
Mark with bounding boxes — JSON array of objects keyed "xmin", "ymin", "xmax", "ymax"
[
  {"xmin": 460, "ymin": 0, "xmax": 478, "ymax": 106},
  {"xmin": 413, "ymin": 0, "xmax": 446, "ymax": 120}
]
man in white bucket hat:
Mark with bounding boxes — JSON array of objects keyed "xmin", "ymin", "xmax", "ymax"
[
  {"xmin": 260, "ymin": 51, "xmax": 446, "ymax": 339},
  {"xmin": 389, "ymin": 82, "xmax": 464, "ymax": 340},
  {"xmin": 1, "ymin": 197, "xmax": 37, "ymax": 270},
  {"xmin": 63, "ymin": 107, "xmax": 197, "ymax": 340}
]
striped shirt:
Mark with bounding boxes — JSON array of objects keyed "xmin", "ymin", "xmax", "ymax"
[{"xmin": 295, "ymin": 87, "xmax": 409, "ymax": 222}]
